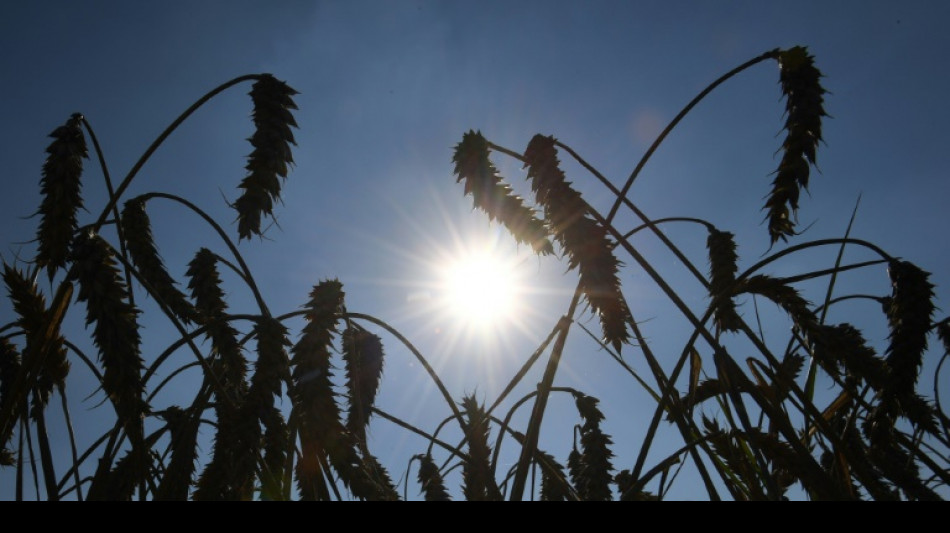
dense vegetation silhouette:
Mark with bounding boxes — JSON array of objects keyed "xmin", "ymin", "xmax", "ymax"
[{"xmin": 1, "ymin": 47, "xmax": 947, "ymax": 500}]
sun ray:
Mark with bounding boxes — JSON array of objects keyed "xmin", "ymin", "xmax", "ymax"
[{"xmin": 441, "ymin": 247, "xmax": 519, "ymax": 327}]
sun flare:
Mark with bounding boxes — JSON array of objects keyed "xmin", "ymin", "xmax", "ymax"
[{"xmin": 440, "ymin": 250, "xmax": 520, "ymax": 328}]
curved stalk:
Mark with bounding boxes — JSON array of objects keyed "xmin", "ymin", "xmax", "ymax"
[
  {"xmin": 81, "ymin": 117, "xmax": 138, "ymax": 310},
  {"xmin": 487, "ymin": 410, "xmax": 579, "ymax": 501},
  {"xmin": 57, "ymin": 385, "xmax": 84, "ymax": 501},
  {"xmin": 575, "ymin": 321, "xmax": 660, "ymax": 401},
  {"xmin": 0, "ymin": 281, "xmax": 73, "ymax": 449},
  {"xmin": 604, "ymin": 214, "xmax": 846, "ymax": 497},
  {"xmin": 431, "ymin": 320, "xmax": 564, "ymax": 474},
  {"xmin": 370, "ymin": 406, "xmax": 469, "ymax": 461},
  {"xmin": 486, "ymin": 318, "xmax": 564, "ymax": 416},
  {"xmin": 343, "ymin": 312, "xmax": 462, "ymax": 429},
  {"xmin": 102, "ymin": 239, "xmax": 236, "ymax": 410},
  {"xmin": 605, "ymin": 49, "xmax": 780, "ymax": 223},
  {"xmin": 138, "ymin": 192, "xmax": 270, "ymax": 317},
  {"xmin": 738, "ymin": 238, "xmax": 892, "ymax": 281},
  {"xmin": 494, "ymin": 57, "xmax": 800, "ymax": 493},
  {"xmin": 509, "ymin": 294, "xmax": 581, "ymax": 500},
  {"xmin": 626, "ymin": 307, "xmax": 729, "ymax": 500},
  {"xmin": 553, "ymin": 139, "xmax": 713, "ymax": 289},
  {"xmin": 147, "ymin": 361, "xmax": 202, "ymax": 402},
  {"xmin": 92, "ymin": 74, "xmax": 261, "ymax": 232},
  {"xmin": 805, "ymin": 198, "xmax": 861, "ymax": 403},
  {"xmin": 618, "ymin": 217, "xmax": 715, "ymax": 242},
  {"xmin": 490, "ymin": 386, "xmax": 579, "ymax": 476},
  {"xmin": 622, "ymin": 438, "xmax": 706, "ymax": 500}
]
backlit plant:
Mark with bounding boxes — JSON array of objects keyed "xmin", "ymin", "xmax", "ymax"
[{"xmin": 1, "ymin": 47, "xmax": 947, "ymax": 500}]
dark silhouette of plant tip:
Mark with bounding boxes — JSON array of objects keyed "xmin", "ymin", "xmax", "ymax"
[
  {"xmin": 34, "ymin": 113, "xmax": 87, "ymax": 282},
  {"xmin": 234, "ymin": 75, "xmax": 299, "ymax": 241},
  {"xmin": 0, "ymin": 47, "xmax": 947, "ymax": 501},
  {"xmin": 453, "ymin": 130, "xmax": 554, "ymax": 256},
  {"xmin": 766, "ymin": 46, "xmax": 827, "ymax": 245}
]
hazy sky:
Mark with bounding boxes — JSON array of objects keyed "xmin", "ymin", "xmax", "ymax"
[{"xmin": 2, "ymin": 1, "xmax": 948, "ymax": 500}]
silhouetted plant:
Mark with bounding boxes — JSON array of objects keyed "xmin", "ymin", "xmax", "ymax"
[{"xmin": 1, "ymin": 47, "xmax": 947, "ymax": 501}]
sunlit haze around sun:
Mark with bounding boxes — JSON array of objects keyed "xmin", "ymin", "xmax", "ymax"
[
  {"xmin": 441, "ymin": 249, "xmax": 520, "ymax": 328},
  {"xmin": 4, "ymin": 0, "xmax": 950, "ymax": 502},
  {"xmin": 388, "ymin": 187, "xmax": 554, "ymax": 353}
]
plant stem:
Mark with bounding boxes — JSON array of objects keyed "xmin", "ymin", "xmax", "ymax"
[
  {"xmin": 139, "ymin": 192, "xmax": 270, "ymax": 317},
  {"xmin": 345, "ymin": 312, "xmax": 463, "ymax": 429},
  {"xmin": 509, "ymin": 302, "xmax": 580, "ymax": 500},
  {"xmin": 91, "ymin": 74, "xmax": 261, "ymax": 233},
  {"xmin": 605, "ymin": 49, "xmax": 780, "ymax": 223}
]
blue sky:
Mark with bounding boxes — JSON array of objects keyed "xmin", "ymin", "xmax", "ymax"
[{"xmin": 1, "ymin": 1, "xmax": 948, "ymax": 500}]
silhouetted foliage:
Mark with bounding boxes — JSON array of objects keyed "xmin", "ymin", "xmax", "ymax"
[{"xmin": 1, "ymin": 49, "xmax": 946, "ymax": 500}]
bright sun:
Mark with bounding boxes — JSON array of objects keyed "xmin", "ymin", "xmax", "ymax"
[{"xmin": 440, "ymin": 250, "xmax": 520, "ymax": 328}]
